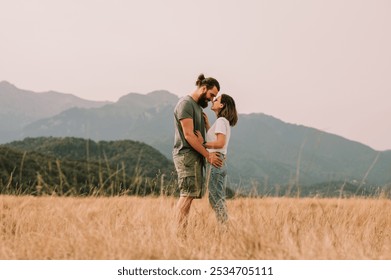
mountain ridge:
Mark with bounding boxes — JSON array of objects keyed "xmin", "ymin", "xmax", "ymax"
[
  {"xmin": 1, "ymin": 81, "xmax": 390, "ymax": 191},
  {"xmin": 0, "ymin": 80, "xmax": 112, "ymax": 143}
]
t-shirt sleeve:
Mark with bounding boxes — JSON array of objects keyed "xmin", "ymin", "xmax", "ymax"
[
  {"xmin": 176, "ymin": 100, "xmax": 193, "ymax": 120},
  {"xmin": 214, "ymin": 118, "xmax": 228, "ymax": 135}
]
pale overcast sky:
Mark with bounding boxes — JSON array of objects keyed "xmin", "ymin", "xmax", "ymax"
[{"xmin": 1, "ymin": 0, "xmax": 390, "ymax": 150}]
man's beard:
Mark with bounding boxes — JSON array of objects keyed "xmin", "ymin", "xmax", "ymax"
[{"xmin": 197, "ymin": 91, "xmax": 209, "ymax": 108}]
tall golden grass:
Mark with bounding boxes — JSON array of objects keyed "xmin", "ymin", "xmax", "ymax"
[{"xmin": 0, "ymin": 195, "xmax": 390, "ymax": 259}]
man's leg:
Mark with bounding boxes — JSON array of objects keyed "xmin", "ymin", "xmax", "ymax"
[{"xmin": 176, "ymin": 196, "xmax": 193, "ymax": 234}]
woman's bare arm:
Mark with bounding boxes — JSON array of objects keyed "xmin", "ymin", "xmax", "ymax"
[{"xmin": 204, "ymin": 133, "xmax": 226, "ymax": 149}]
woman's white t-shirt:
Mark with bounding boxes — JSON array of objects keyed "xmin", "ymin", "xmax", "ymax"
[{"xmin": 206, "ymin": 117, "xmax": 230, "ymax": 155}]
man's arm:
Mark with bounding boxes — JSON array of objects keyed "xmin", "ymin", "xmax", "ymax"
[{"xmin": 180, "ymin": 118, "xmax": 222, "ymax": 167}]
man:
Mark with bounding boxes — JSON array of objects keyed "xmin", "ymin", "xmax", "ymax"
[{"xmin": 173, "ymin": 73, "xmax": 223, "ymax": 233}]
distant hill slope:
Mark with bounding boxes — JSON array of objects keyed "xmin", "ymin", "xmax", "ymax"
[
  {"xmin": 1, "ymin": 137, "xmax": 176, "ymax": 196},
  {"xmin": 19, "ymin": 92, "xmax": 391, "ymax": 189},
  {"xmin": 228, "ymin": 113, "xmax": 391, "ymax": 187},
  {"xmin": 0, "ymin": 81, "xmax": 111, "ymax": 143},
  {"xmin": 2, "ymin": 83, "xmax": 390, "ymax": 191},
  {"xmin": 21, "ymin": 90, "xmax": 177, "ymax": 156}
]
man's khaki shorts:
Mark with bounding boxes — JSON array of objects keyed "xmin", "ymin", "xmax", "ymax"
[{"xmin": 173, "ymin": 151, "xmax": 204, "ymax": 198}]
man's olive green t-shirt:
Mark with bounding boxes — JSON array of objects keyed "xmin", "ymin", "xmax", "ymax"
[{"xmin": 172, "ymin": 95, "xmax": 206, "ymax": 156}]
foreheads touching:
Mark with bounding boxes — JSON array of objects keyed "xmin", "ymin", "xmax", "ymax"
[{"xmin": 195, "ymin": 73, "xmax": 220, "ymax": 108}]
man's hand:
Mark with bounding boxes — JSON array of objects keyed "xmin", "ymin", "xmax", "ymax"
[
  {"xmin": 194, "ymin": 130, "xmax": 204, "ymax": 145},
  {"xmin": 207, "ymin": 152, "xmax": 223, "ymax": 168}
]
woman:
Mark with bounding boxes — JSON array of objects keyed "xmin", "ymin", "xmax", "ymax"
[{"xmin": 196, "ymin": 94, "xmax": 238, "ymax": 224}]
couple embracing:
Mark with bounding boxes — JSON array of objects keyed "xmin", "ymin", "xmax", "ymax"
[{"xmin": 173, "ymin": 74, "xmax": 238, "ymax": 233}]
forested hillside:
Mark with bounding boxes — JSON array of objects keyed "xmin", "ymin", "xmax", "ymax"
[{"xmin": 1, "ymin": 137, "xmax": 176, "ymax": 196}]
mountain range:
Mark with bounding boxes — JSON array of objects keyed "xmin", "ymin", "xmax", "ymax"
[
  {"xmin": 0, "ymin": 81, "xmax": 110, "ymax": 144},
  {"xmin": 1, "ymin": 81, "xmax": 391, "ymax": 195}
]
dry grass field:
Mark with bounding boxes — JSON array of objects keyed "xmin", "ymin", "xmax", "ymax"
[{"xmin": 0, "ymin": 195, "xmax": 390, "ymax": 259}]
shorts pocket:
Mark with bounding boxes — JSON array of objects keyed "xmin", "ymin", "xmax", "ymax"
[{"xmin": 183, "ymin": 151, "xmax": 198, "ymax": 167}]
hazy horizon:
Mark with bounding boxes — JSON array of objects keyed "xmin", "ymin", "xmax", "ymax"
[{"xmin": 1, "ymin": 0, "xmax": 390, "ymax": 150}]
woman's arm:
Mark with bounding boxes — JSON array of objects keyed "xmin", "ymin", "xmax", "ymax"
[
  {"xmin": 195, "ymin": 130, "xmax": 226, "ymax": 149},
  {"xmin": 204, "ymin": 133, "xmax": 226, "ymax": 149},
  {"xmin": 203, "ymin": 112, "xmax": 210, "ymax": 131}
]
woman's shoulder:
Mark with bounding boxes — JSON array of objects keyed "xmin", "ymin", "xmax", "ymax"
[
  {"xmin": 216, "ymin": 117, "xmax": 229, "ymax": 124},
  {"xmin": 216, "ymin": 117, "xmax": 230, "ymax": 129}
]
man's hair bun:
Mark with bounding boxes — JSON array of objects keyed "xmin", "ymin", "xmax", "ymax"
[{"xmin": 195, "ymin": 74, "xmax": 206, "ymax": 87}]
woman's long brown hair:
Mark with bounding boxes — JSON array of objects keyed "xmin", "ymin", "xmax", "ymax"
[{"xmin": 218, "ymin": 94, "xmax": 238, "ymax": 126}]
